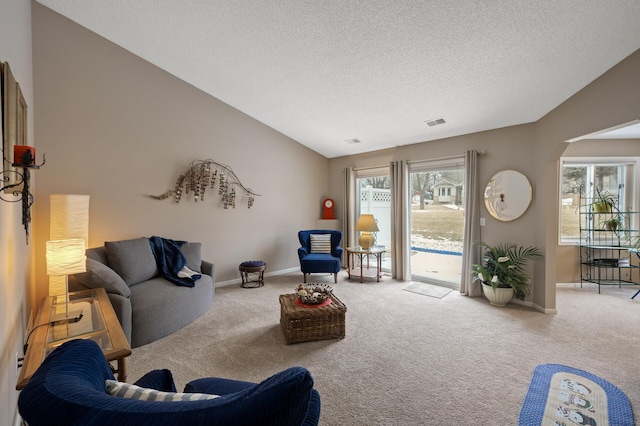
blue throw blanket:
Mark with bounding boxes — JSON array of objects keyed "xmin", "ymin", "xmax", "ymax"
[{"xmin": 148, "ymin": 236, "xmax": 201, "ymax": 287}]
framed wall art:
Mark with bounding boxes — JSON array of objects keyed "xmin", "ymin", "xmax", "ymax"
[{"xmin": 2, "ymin": 61, "xmax": 28, "ymax": 191}]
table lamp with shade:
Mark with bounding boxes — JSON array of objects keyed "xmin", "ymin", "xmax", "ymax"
[
  {"xmin": 355, "ymin": 214, "xmax": 379, "ymax": 250},
  {"xmin": 46, "ymin": 238, "xmax": 86, "ymax": 322}
]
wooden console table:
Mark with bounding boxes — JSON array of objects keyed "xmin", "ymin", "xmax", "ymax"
[
  {"xmin": 16, "ymin": 288, "xmax": 131, "ymax": 390},
  {"xmin": 346, "ymin": 246, "xmax": 385, "ymax": 282}
]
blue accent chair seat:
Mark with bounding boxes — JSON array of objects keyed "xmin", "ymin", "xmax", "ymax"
[
  {"xmin": 18, "ymin": 339, "xmax": 321, "ymax": 425},
  {"xmin": 298, "ymin": 230, "xmax": 343, "ymax": 283}
]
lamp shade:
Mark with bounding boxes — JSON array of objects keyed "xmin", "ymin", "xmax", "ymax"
[
  {"xmin": 46, "ymin": 239, "xmax": 87, "ymax": 276},
  {"xmin": 355, "ymin": 214, "xmax": 379, "ymax": 232},
  {"xmin": 50, "ymin": 194, "xmax": 90, "ymax": 245},
  {"xmin": 49, "ymin": 194, "xmax": 89, "ymax": 296}
]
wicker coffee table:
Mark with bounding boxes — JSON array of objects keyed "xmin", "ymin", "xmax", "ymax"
[{"xmin": 279, "ymin": 293, "xmax": 347, "ymax": 344}]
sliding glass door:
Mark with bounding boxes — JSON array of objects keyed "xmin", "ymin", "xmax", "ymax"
[
  {"xmin": 409, "ymin": 158, "xmax": 465, "ymax": 289},
  {"xmin": 356, "ymin": 168, "xmax": 391, "ymax": 273}
]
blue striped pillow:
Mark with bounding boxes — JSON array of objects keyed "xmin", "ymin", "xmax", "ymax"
[{"xmin": 106, "ymin": 380, "xmax": 218, "ymax": 402}]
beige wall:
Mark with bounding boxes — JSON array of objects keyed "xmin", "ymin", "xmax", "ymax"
[
  {"xmin": 31, "ymin": 4, "xmax": 330, "ymax": 303},
  {"xmin": 0, "ymin": 1, "xmax": 34, "ymax": 424},
  {"xmin": 556, "ymin": 139, "xmax": 640, "ymax": 283}
]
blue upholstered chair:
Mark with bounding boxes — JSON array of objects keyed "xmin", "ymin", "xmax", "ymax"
[
  {"xmin": 298, "ymin": 230, "xmax": 343, "ymax": 283},
  {"xmin": 18, "ymin": 339, "xmax": 321, "ymax": 426}
]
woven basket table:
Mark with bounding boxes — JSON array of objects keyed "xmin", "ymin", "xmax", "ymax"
[{"xmin": 279, "ymin": 293, "xmax": 346, "ymax": 344}]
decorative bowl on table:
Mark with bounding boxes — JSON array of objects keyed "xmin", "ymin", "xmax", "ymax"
[{"xmin": 295, "ymin": 284, "xmax": 333, "ymax": 305}]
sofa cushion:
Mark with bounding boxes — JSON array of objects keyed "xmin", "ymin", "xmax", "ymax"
[
  {"xmin": 106, "ymin": 380, "xmax": 218, "ymax": 401},
  {"xmin": 180, "ymin": 242, "xmax": 202, "ymax": 273},
  {"xmin": 310, "ymin": 234, "xmax": 331, "ymax": 253},
  {"xmin": 73, "ymin": 258, "xmax": 131, "ymax": 298},
  {"xmin": 105, "ymin": 237, "xmax": 159, "ymax": 286}
]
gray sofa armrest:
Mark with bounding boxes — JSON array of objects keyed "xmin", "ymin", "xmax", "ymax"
[
  {"xmin": 201, "ymin": 260, "xmax": 215, "ymax": 280},
  {"xmin": 106, "ymin": 292, "xmax": 132, "ymax": 344}
]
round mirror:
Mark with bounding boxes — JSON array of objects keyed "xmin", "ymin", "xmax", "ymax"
[{"xmin": 484, "ymin": 170, "xmax": 532, "ymax": 221}]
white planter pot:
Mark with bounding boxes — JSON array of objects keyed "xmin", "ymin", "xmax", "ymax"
[{"xmin": 481, "ymin": 282, "xmax": 514, "ymax": 307}]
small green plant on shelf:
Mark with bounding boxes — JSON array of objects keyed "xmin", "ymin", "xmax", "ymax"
[
  {"xmin": 601, "ymin": 214, "xmax": 624, "ymax": 231},
  {"xmin": 593, "ymin": 186, "xmax": 617, "ymax": 212}
]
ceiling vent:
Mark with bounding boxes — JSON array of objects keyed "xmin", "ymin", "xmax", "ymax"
[
  {"xmin": 425, "ymin": 118, "xmax": 446, "ymax": 127},
  {"xmin": 344, "ymin": 138, "xmax": 361, "ymax": 144}
]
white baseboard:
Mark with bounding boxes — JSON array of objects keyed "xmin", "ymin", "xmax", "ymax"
[
  {"xmin": 556, "ymin": 282, "xmax": 581, "ymax": 287},
  {"xmin": 216, "ymin": 267, "xmax": 300, "ymax": 288}
]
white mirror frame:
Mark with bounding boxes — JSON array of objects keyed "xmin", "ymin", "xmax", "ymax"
[{"xmin": 484, "ymin": 170, "xmax": 532, "ymax": 222}]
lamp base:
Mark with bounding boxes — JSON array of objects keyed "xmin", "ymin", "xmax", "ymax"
[{"xmin": 359, "ymin": 232, "xmax": 375, "ymax": 250}]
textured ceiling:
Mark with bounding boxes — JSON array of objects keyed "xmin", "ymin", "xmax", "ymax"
[{"xmin": 36, "ymin": 1, "xmax": 640, "ymax": 158}]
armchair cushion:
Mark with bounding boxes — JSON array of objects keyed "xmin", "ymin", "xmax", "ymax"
[
  {"xmin": 105, "ymin": 237, "xmax": 159, "ymax": 285},
  {"xmin": 73, "ymin": 258, "xmax": 131, "ymax": 298},
  {"xmin": 310, "ymin": 234, "xmax": 332, "ymax": 253},
  {"xmin": 106, "ymin": 380, "xmax": 219, "ymax": 401}
]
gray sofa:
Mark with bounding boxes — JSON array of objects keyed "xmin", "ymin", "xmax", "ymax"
[{"xmin": 69, "ymin": 237, "xmax": 215, "ymax": 348}]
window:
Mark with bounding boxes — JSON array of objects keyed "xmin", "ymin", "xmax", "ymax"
[{"xmin": 559, "ymin": 158, "xmax": 637, "ymax": 244}]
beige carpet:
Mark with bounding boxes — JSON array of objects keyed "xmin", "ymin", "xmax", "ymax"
[{"xmin": 128, "ymin": 273, "xmax": 640, "ymax": 425}]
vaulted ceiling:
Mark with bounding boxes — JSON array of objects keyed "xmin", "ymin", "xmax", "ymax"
[{"xmin": 36, "ymin": 1, "xmax": 640, "ymax": 158}]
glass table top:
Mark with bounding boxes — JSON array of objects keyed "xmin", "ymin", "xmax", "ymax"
[{"xmin": 44, "ymin": 290, "xmax": 112, "ymax": 358}]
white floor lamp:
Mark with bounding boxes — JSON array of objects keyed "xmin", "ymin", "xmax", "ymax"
[
  {"xmin": 47, "ymin": 194, "xmax": 90, "ymax": 322},
  {"xmin": 46, "ymin": 238, "xmax": 86, "ymax": 322}
]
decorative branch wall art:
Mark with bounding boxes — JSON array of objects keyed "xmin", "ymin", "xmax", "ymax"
[{"xmin": 152, "ymin": 159, "xmax": 260, "ymax": 209}]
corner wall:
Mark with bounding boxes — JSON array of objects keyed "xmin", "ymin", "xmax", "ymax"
[{"xmin": 0, "ymin": 1, "xmax": 34, "ymax": 424}]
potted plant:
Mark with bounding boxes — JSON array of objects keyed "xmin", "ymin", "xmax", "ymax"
[
  {"xmin": 471, "ymin": 241, "xmax": 543, "ymax": 306},
  {"xmin": 601, "ymin": 214, "xmax": 623, "ymax": 231},
  {"xmin": 593, "ymin": 186, "xmax": 616, "ymax": 213}
]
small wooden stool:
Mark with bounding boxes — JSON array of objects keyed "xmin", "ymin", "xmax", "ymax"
[{"xmin": 239, "ymin": 260, "xmax": 266, "ymax": 288}]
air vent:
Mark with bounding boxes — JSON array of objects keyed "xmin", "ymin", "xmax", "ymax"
[
  {"xmin": 425, "ymin": 118, "xmax": 446, "ymax": 127},
  {"xmin": 344, "ymin": 138, "xmax": 361, "ymax": 144}
]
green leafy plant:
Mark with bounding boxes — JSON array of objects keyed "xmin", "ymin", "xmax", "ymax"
[
  {"xmin": 593, "ymin": 186, "xmax": 617, "ymax": 212},
  {"xmin": 471, "ymin": 241, "xmax": 543, "ymax": 301},
  {"xmin": 601, "ymin": 214, "xmax": 623, "ymax": 231}
]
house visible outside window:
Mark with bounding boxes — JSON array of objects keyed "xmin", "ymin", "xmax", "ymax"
[{"xmin": 559, "ymin": 158, "xmax": 637, "ymax": 244}]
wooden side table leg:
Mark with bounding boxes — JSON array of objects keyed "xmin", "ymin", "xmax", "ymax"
[{"xmin": 117, "ymin": 358, "xmax": 127, "ymax": 382}]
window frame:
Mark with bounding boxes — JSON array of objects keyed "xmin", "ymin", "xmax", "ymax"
[{"xmin": 558, "ymin": 157, "xmax": 638, "ymax": 245}]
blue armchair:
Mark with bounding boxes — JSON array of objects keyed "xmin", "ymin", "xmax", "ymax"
[
  {"xmin": 18, "ymin": 339, "xmax": 321, "ymax": 426},
  {"xmin": 298, "ymin": 230, "xmax": 343, "ymax": 283}
]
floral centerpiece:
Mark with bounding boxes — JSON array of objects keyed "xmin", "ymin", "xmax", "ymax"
[{"xmin": 471, "ymin": 241, "xmax": 543, "ymax": 302}]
